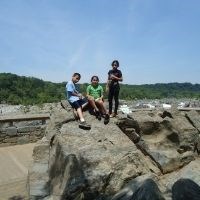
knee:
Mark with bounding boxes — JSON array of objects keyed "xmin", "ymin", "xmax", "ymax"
[
  {"xmin": 87, "ymin": 97, "xmax": 95, "ymax": 101},
  {"xmin": 98, "ymin": 100, "xmax": 104, "ymax": 105}
]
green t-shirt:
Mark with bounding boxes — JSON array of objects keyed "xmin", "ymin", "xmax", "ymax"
[{"xmin": 86, "ymin": 84, "xmax": 103, "ymax": 100}]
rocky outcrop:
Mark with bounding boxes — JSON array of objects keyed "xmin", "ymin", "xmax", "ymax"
[
  {"xmin": 118, "ymin": 110, "xmax": 199, "ymax": 174},
  {"xmin": 28, "ymin": 102, "xmax": 200, "ymax": 199}
]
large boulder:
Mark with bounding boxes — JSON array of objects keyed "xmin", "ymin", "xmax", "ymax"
[
  {"xmin": 47, "ymin": 116, "xmax": 160, "ymax": 199},
  {"xmin": 29, "ymin": 105, "xmax": 161, "ymax": 199},
  {"xmin": 28, "ymin": 103, "xmax": 200, "ymax": 199},
  {"xmin": 118, "ymin": 110, "xmax": 198, "ymax": 173}
]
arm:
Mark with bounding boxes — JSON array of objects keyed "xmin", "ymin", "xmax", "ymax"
[
  {"xmin": 100, "ymin": 86, "xmax": 104, "ymax": 100},
  {"xmin": 110, "ymin": 70, "xmax": 123, "ymax": 82},
  {"xmin": 110, "ymin": 75, "xmax": 123, "ymax": 82},
  {"xmin": 67, "ymin": 82, "xmax": 83, "ymax": 99},
  {"xmin": 119, "ymin": 70, "xmax": 123, "ymax": 82},
  {"xmin": 67, "ymin": 91, "xmax": 83, "ymax": 99}
]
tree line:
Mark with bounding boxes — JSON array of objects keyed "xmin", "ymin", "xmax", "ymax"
[{"xmin": 0, "ymin": 73, "xmax": 199, "ymax": 105}]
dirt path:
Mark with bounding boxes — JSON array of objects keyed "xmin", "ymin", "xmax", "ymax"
[{"xmin": 0, "ymin": 143, "xmax": 35, "ymax": 200}]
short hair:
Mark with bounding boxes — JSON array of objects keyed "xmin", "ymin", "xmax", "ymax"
[
  {"xmin": 73, "ymin": 73, "xmax": 81, "ymax": 79},
  {"xmin": 111, "ymin": 60, "xmax": 119, "ymax": 67},
  {"xmin": 91, "ymin": 75, "xmax": 99, "ymax": 82}
]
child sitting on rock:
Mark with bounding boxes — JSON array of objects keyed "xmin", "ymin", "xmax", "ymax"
[
  {"xmin": 86, "ymin": 75, "xmax": 110, "ymax": 124},
  {"xmin": 66, "ymin": 73, "xmax": 91, "ymax": 129}
]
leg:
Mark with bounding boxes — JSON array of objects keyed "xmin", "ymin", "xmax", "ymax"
[
  {"xmin": 80, "ymin": 98, "xmax": 89, "ymax": 111},
  {"xmin": 76, "ymin": 107, "xmax": 91, "ymax": 129},
  {"xmin": 82, "ymin": 102, "xmax": 88, "ymax": 111},
  {"xmin": 87, "ymin": 97, "xmax": 99, "ymax": 112},
  {"xmin": 76, "ymin": 107, "xmax": 85, "ymax": 121},
  {"xmin": 113, "ymin": 86, "xmax": 120, "ymax": 115},
  {"xmin": 95, "ymin": 99, "xmax": 107, "ymax": 115},
  {"xmin": 72, "ymin": 99, "xmax": 86, "ymax": 121},
  {"xmin": 87, "ymin": 97, "xmax": 101, "ymax": 120},
  {"xmin": 70, "ymin": 100, "xmax": 91, "ymax": 129},
  {"xmin": 73, "ymin": 109, "xmax": 79, "ymax": 120},
  {"xmin": 108, "ymin": 87, "xmax": 114, "ymax": 114},
  {"xmin": 95, "ymin": 99, "xmax": 110, "ymax": 124},
  {"xmin": 172, "ymin": 178, "xmax": 200, "ymax": 200}
]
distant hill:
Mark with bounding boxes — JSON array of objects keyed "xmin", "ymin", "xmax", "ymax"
[
  {"xmin": 0, "ymin": 73, "xmax": 66, "ymax": 105},
  {"xmin": 0, "ymin": 73, "xmax": 199, "ymax": 105}
]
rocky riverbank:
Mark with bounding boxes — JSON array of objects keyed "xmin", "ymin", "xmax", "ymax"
[
  {"xmin": 20, "ymin": 100, "xmax": 200, "ymax": 200},
  {"xmin": 1, "ymin": 100, "xmax": 200, "ymax": 199}
]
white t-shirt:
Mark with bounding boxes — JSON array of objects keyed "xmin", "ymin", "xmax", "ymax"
[{"xmin": 66, "ymin": 80, "xmax": 79, "ymax": 103}]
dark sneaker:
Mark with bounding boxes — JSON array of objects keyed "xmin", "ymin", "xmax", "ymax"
[
  {"xmin": 104, "ymin": 114, "xmax": 110, "ymax": 125},
  {"xmin": 79, "ymin": 121, "xmax": 91, "ymax": 130}
]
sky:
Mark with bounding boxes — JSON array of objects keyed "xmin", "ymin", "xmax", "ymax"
[{"xmin": 0, "ymin": 0, "xmax": 200, "ymax": 84}]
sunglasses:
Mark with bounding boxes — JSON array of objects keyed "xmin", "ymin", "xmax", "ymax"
[
  {"xmin": 92, "ymin": 79, "xmax": 98, "ymax": 81},
  {"xmin": 112, "ymin": 64, "xmax": 118, "ymax": 67}
]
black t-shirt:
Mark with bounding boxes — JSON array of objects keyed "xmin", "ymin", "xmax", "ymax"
[{"xmin": 108, "ymin": 69, "xmax": 122, "ymax": 86}]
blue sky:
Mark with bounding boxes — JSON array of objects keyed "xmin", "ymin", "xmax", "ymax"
[{"xmin": 0, "ymin": 0, "xmax": 199, "ymax": 84}]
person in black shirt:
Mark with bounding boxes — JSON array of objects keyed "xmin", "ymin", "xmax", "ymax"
[{"xmin": 106, "ymin": 60, "xmax": 123, "ymax": 118}]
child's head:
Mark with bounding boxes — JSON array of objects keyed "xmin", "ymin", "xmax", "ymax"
[
  {"xmin": 72, "ymin": 73, "xmax": 81, "ymax": 83},
  {"xmin": 91, "ymin": 75, "xmax": 99, "ymax": 86},
  {"xmin": 111, "ymin": 60, "xmax": 119, "ymax": 69}
]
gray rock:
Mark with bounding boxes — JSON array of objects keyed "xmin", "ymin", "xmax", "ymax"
[
  {"xmin": 185, "ymin": 110, "xmax": 200, "ymax": 132},
  {"xmin": 27, "ymin": 102, "xmax": 200, "ymax": 199},
  {"xmin": 6, "ymin": 126, "xmax": 17, "ymax": 136}
]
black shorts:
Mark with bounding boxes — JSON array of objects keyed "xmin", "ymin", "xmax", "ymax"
[{"xmin": 69, "ymin": 98, "xmax": 88, "ymax": 110}]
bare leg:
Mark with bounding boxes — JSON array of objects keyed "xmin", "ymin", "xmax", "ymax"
[
  {"xmin": 96, "ymin": 99, "xmax": 110, "ymax": 124},
  {"xmin": 87, "ymin": 98, "xmax": 99, "ymax": 112},
  {"xmin": 76, "ymin": 107, "xmax": 84, "ymax": 121},
  {"xmin": 82, "ymin": 102, "xmax": 88, "ymax": 110},
  {"xmin": 95, "ymin": 100, "xmax": 108, "ymax": 115},
  {"xmin": 73, "ymin": 109, "xmax": 79, "ymax": 120}
]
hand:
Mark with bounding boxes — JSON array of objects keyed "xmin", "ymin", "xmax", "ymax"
[
  {"xmin": 110, "ymin": 74, "xmax": 114, "ymax": 79},
  {"xmin": 78, "ymin": 93, "xmax": 83, "ymax": 99},
  {"xmin": 87, "ymin": 95, "xmax": 94, "ymax": 101},
  {"xmin": 110, "ymin": 74, "xmax": 116, "ymax": 80}
]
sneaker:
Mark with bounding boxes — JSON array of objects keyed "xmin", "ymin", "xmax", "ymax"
[
  {"xmin": 79, "ymin": 121, "xmax": 91, "ymax": 129},
  {"xmin": 110, "ymin": 113, "xmax": 117, "ymax": 118},
  {"xmin": 104, "ymin": 114, "xmax": 110, "ymax": 125}
]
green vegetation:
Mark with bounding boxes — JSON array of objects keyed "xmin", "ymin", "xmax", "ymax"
[
  {"xmin": 0, "ymin": 73, "xmax": 66, "ymax": 105},
  {"xmin": 0, "ymin": 73, "xmax": 199, "ymax": 105}
]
